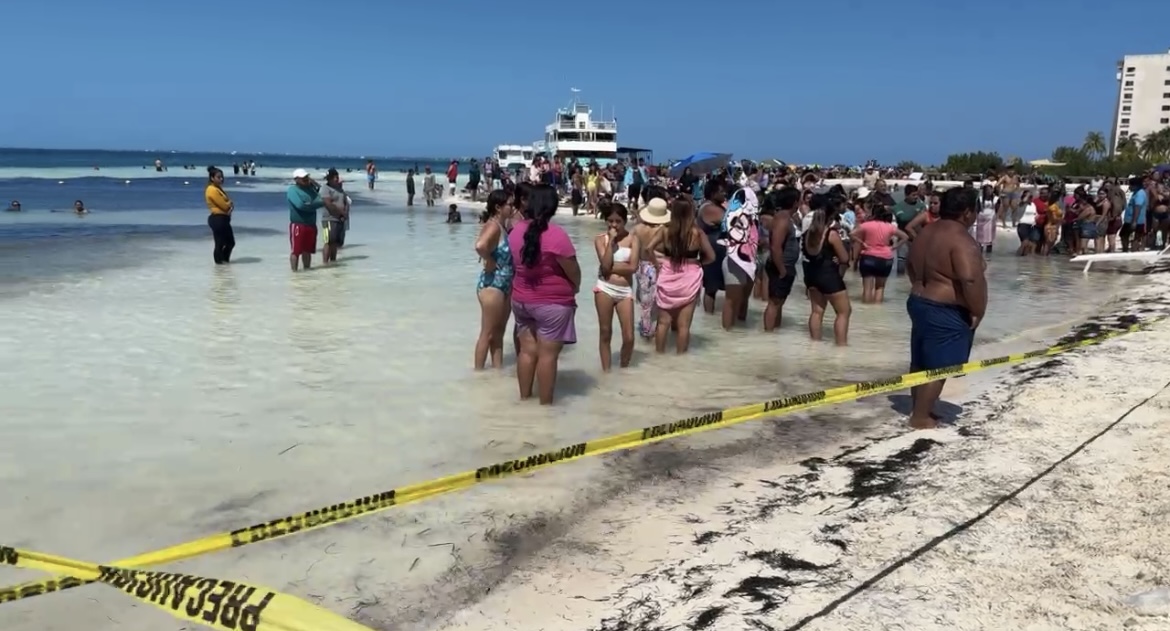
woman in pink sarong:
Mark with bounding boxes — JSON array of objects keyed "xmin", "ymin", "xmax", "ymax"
[{"xmin": 648, "ymin": 197, "xmax": 715, "ymax": 354}]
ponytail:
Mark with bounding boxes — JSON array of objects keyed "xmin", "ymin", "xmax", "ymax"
[
  {"xmin": 520, "ymin": 184, "xmax": 558, "ymax": 267},
  {"xmin": 805, "ymin": 209, "xmax": 828, "ymax": 252}
]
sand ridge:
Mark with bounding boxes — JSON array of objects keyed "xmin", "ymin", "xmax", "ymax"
[{"xmin": 430, "ymin": 270, "xmax": 1170, "ymax": 631}]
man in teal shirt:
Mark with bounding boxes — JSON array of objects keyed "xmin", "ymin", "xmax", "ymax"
[
  {"xmin": 287, "ymin": 168, "xmax": 324, "ymax": 271},
  {"xmin": 892, "ymin": 184, "xmax": 926, "ymax": 230},
  {"xmin": 893, "ymin": 184, "xmax": 926, "ymax": 273}
]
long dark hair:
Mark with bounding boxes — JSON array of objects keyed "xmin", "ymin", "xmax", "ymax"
[
  {"xmin": 207, "ymin": 165, "xmax": 223, "ymax": 182},
  {"xmin": 804, "ymin": 194, "xmax": 841, "ymax": 252},
  {"xmin": 520, "ymin": 184, "xmax": 558, "ymax": 267},
  {"xmin": 482, "ymin": 189, "xmax": 509, "ymax": 223},
  {"xmin": 513, "ymin": 182, "xmax": 534, "ymax": 218},
  {"xmin": 666, "ymin": 198, "xmax": 697, "ymax": 266}
]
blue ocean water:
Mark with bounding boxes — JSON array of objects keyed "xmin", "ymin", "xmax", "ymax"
[
  {"xmin": 0, "ymin": 148, "xmax": 459, "ymax": 281},
  {"xmin": 0, "ymin": 146, "xmax": 451, "ymax": 171}
]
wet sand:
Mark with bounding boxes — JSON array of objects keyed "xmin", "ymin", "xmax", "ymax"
[{"xmin": 431, "ymin": 265, "xmax": 1170, "ymax": 631}]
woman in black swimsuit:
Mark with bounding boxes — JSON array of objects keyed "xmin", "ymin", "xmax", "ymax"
[
  {"xmin": 698, "ymin": 178, "xmax": 728, "ymax": 315},
  {"xmin": 802, "ymin": 194, "xmax": 852, "ymax": 346}
]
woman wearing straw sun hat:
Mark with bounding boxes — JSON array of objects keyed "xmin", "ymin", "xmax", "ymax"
[{"xmin": 633, "ymin": 194, "xmax": 670, "ymax": 339}]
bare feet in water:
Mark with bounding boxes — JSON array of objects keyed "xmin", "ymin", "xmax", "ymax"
[{"xmin": 908, "ymin": 411, "xmax": 943, "ymax": 430}]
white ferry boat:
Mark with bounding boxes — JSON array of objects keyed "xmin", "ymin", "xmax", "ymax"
[
  {"xmin": 492, "ymin": 144, "xmax": 535, "ymax": 171},
  {"xmin": 533, "ymin": 91, "xmax": 618, "ymax": 166}
]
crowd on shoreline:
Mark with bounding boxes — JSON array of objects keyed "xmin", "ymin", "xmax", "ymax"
[
  {"xmin": 188, "ymin": 156, "xmax": 1170, "ymax": 427},
  {"xmin": 469, "ymin": 166, "xmax": 1002, "ymax": 429}
]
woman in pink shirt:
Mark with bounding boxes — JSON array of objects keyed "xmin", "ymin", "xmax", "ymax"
[
  {"xmin": 850, "ymin": 205, "xmax": 908, "ymax": 304},
  {"xmin": 508, "ymin": 184, "xmax": 581, "ymax": 405}
]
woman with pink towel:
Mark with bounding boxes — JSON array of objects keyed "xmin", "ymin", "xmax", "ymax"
[{"xmin": 647, "ymin": 198, "xmax": 715, "ymax": 354}]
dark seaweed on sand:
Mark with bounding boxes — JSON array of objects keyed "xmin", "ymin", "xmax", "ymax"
[{"xmin": 839, "ymin": 439, "xmax": 940, "ymax": 507}]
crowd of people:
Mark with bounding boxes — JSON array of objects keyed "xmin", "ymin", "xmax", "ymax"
[
  {"xmin": 190, "ymin": 158, "xmax": 1169, "ymax": 428},
  {"xmin": 471, "ymin": 170, "xmax": 992, "ymax": 429}
]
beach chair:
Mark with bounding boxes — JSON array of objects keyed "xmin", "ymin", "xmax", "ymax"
[{"xmin": 1070, "ymin": 244, "xmax": 1170, "ymax": 273}]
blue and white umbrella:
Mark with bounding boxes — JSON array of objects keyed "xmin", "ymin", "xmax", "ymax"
[
  {"xmin": 668, "ymin": 152, "xmax": 733, "ymax": 179},
  {"xmin": 1155, "ymin": 163, "xmax": 1170, "ymax": 174}
]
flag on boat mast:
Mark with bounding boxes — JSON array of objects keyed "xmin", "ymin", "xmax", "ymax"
[{"xmin": 570, "ymin": 87, "xmax": 581, "ymax": 93}]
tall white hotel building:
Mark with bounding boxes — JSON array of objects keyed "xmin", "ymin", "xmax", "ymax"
[{"xmin": 1111, "ymin": 49, "xmax": 1170, "ymax": 154}]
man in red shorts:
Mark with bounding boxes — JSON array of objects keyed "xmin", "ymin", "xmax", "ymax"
[{"xmin": 287, "ymin": 168, "xmax": 324, "ymax": 271}]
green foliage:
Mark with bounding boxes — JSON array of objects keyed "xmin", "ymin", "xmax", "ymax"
[
  {"xmin": 927, "ymin": 128, "xmax": 1167, "ymax": 178},
  {"xmin": 940, "ymin": 152, "xmax": 1004, "ymax": 175},
  {"xmin": 895, "ymin": 160, "xmax": 922, "ymax": 172}
]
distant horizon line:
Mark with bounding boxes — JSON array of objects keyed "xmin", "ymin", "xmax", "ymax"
[{"xmin": 0, "ymin": 146, "xmax": 474, "ymax": 161}]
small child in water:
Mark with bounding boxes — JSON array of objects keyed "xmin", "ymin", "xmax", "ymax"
[{"xmin": 446, "ymin": 203, "xmax": 462, "ymax": 224}]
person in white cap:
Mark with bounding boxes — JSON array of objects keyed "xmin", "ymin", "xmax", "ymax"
[{"xmin": 287, "ymin": 168, "xmax": 323, "ymax": 271}]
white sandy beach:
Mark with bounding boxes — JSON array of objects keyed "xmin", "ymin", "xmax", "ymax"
[{"xmin": 426, "ymin": 270, "xmax": 1170, "ymax": 631}]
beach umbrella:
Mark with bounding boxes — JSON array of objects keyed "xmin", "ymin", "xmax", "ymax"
[
  {"xmin": 669, "ymin": 152, "xmax": 733, "ymax": 179},
  {"xmin": 1154, "ymin": 163, "xmax": 1170, "ymax": 174}
]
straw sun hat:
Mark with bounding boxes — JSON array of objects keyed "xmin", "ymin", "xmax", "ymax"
[{"xmin": 638, "ymin": 197, "xmax": 670, "ymax": 224}]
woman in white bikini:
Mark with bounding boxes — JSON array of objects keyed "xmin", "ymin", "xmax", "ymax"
[{"xmin": 593, "ymin": 202, "xmax": 641, "ymax": 371}]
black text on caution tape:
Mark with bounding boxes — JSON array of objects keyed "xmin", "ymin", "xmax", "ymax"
[
  {"xmin": 763, "ymin": 390, "xmax": 829, "ymax": 413},
  {"xmin": 229, "ymin": 491, "xmax": 396, "ymax": 546},
  {"xmin": 475, "ymin": 443, "xmax": 588, "ymax": 479},
  {"xmin": 0, "ymin": 547, "xmax": 274, "ymax": 631},
  {"xmin": 640, "ymin": 411, "xmax": 725, "ymax": 441},
  {"xmin": 98, "ymin": 566, "xmax": 274, "ymax": 631},
  {"xmin": 854, "ymin": 375, "xmax": 904, "ymax": 393}
]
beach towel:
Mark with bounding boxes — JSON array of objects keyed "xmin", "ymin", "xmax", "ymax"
[
  {"xmin": 655, "ymin": 260, "xmax": 702, "ymax": 310},
  {"xmin": 720, "ymin": 187, "xmax": 760, "ymax": 279},
  {"xmin": 635, "ymin": 260, "xmax": 658, "ymax": 338}
]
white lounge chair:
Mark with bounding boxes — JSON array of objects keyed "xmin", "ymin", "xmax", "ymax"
[{"xmin": 1071, "ymin": 245, "xmax": 1170, "ymax": 273}]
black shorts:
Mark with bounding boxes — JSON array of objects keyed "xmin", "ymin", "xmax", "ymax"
[
  {"xmin": 802, "ymin": 261, "xmax": 846, "ymax": 295},
  {"xmin": 857, "ymin": 254, "xmax": 893, "ymax": 279},
  {"xmin": 703, "ymin": 250, "xmax": 726, "ymax": 297},
  {"xmin": 323, "ymin": 220, "xmax": 345, "ymax": 246},
  {"xmin": 628, "ymin": 183, "xmax": 643, "ymax": 204},
  {"xmin": 765, "ymin": 258, "xmax": 798, "ymax": 300},
  {"xmin": 1120, "ymin": 223, "xmax": 1147, "ymax": 239}
]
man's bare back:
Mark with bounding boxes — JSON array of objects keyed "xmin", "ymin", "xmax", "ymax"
[{"xmin": 906, "ymin": 220, "xmax": 987, "ymax": 325}]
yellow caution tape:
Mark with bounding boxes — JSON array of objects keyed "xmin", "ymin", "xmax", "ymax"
[
  {"xmin": 0, "ymin": 545, "xmax": 373, "ymax": 631},
  {"xmin": 0, "ymin": 320, "xmax": 1153, "ymax": 606}
]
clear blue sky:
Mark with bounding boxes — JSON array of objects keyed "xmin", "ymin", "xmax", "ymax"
[{"xmin": 2, "ymin": 0, "xmax": 1167, "ymax": 163}]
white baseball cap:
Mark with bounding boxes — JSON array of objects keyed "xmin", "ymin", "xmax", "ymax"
[{"xmin": 292, "ymin": 168, "xmax": 310, "ymax": 179}]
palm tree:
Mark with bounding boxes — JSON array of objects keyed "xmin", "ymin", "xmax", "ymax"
[
  {"xmin": 1082, "ymin": 131, "xmax": 1106, "ymax": 160},
  {"xmin": 1117, "ymin": 135, "xmax": 1141, "ymax": 160},
  {"xmin": 1140, "ymin": 128, "xmax": 1170, "ymax": 162}
]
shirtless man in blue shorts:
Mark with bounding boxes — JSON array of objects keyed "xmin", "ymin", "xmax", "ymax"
[{"xmin": 905, "ymin": 186, "xmax": 987, "ymax": 430}]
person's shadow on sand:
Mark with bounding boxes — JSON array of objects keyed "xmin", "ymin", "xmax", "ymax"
[
  {"xmin": 886, "ymin": 394, "xmax": 963, "ymax": 424},
  {"xmin": 228, "ymin": 256, "xmax": 262, "ymax": 264},
  {"xmin": 554, "ymin": 369, "xmax": 598, "ymax": 401}
]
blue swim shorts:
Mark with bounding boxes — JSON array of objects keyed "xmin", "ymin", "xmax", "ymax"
[{"xmin": 907, "ymin": 294, "xmax": 975, "ymax": 372}]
